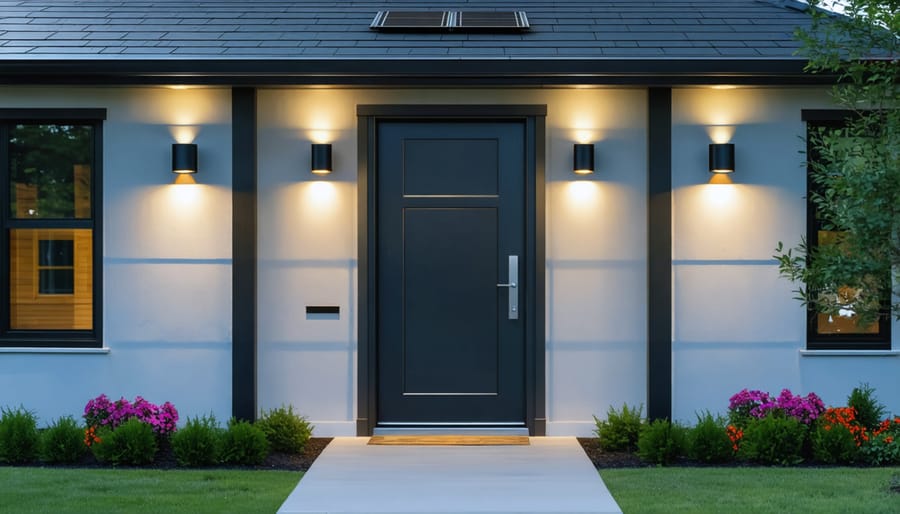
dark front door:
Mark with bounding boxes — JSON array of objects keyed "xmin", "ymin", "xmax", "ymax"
[{"xmin": 376, "ymin": 121, "xmax": 526, "ymax": 427}]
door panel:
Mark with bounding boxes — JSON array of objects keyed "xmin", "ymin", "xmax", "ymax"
[{"xmin": 377, "ymin": 121, "xmax": 525, "ymax": 425}]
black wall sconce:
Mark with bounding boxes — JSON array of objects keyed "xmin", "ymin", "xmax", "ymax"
[
  {"xmin": 709, "ymin": 143, "xmax": 735, "ymax": 174},
  {"xmin": 573, "ymin": 143, "xmax": 594, "ymax": 175},
  {"xmin": 171, "ymin": 143, "xmax": 198, "ymax": 174},
  {"xmin": 311, "ymin": 143, "xmax": 333, "ymax": 175}
]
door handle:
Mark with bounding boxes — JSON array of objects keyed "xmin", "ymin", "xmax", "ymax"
[{"xmin": 496, "ymin": 255, "xmax": 518, "ymax": 320}]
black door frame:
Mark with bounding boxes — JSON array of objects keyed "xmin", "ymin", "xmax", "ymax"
[{"xmin": 356, "ymin": 105, "xmax": 547, "ymax": 436}]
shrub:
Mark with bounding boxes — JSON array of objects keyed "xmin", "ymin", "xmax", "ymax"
[
  {"xmin": 593, "ymin": 403, "xmax": 643, "ymax": 452},
  {"xmin": 813, "ymin": 419, "xmax": 859, "ymax": 464},
  {"xmin": 220, "ymin": 419, "xmax": 269, "ymax": 466},
  {"xmin": 84, "ymin": 394, "xmax": 178, "ymax": 436},
  {"xmin": 637, "ymin": 419, "xmax": 687, "ymax": 465},
  {"xmin": 256, "ymin": 405, "xmax": 313, "ymax": 454},
  {"xmin": 39, "ymin": 416, "xmax": 86, "ymax": 464},
  {"xmin": 740, "ymin": 413, "xmax": 807, "ymax": 466},
  {"xmin": 0, "ymin": 406, "xmax": 39, "ymax": 464},
  {"xmin": 848, "ymin": 383, "xmax": 886, "ymax": 431},
  {"xmin": 860, "ymin": 416, "xmax": 900, "ymax": 466},
  {"xmin": 171, "ymin": 414, "xmax": 221, "ymax": 467},
  {"xmin": 91, "ymin": 418, "xmax": 158, "ymax": 466},
  {"xmin": 688, "ymin": 411, "xmax": 734, "ymax": 463}
]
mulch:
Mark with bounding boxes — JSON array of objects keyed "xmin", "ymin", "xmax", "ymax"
[{"xmin": 576, "ymin": 438, "xmax": 645, "ymax": 468}]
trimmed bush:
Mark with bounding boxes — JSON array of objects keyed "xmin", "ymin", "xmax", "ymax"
[
  {"xmin": 91, "ymin": 418, "xmax": 158, "ymax": 466},
  {"xmin": 171, "ymin": 414, "xmax": 221, "ymax": 467},
  {"xmin": 256, "ymin": 405, "xmax": 313, "ymax": 454},
  {"xmin": 637, "ymin": 419, "xmax": 687, "ymax": 465},
  {"xmin": 740, "ymin": 414, "xmax": 807, "ymax": 466},
  {"xmin": 594, "ymin": 404, "xmax": 643, "ymax": 452},
  {"xmin": 39, "ymin": 416, "xmax": 86, "ymax": 464},
  {"xmin": 688, "ymin": 411, "xmax": 734, "ymax": 464},
  {"xmin": 813, "ymin": 421, "xmax": 858, "ymax": 464},
  {"xmin": 220, "ymin": 419, "xmax": 269, "ymax": 466},
  {"xmin": 0, "ymin": 406, "xmax": 39, "ymax": 464},
  {"xmin": 848, "ymin": 383, "xmax": 886, "ymax": 431}
]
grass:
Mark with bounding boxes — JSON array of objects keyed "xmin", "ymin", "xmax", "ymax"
[
  {"xmin": 0, "ymin": 468, "xmax": 301, "ymax": 513},
  {"xmin": 3, "ymin": 466, "xmax": 898, "ymax": 513},
  {"xmin": 602, "ymin": 467, "xmax": 900, "ymax": 514}
]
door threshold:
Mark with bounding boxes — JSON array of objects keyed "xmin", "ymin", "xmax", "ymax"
[{"xmin": 372, "ymin": 426, "xmax": 529, "ymax": 436}]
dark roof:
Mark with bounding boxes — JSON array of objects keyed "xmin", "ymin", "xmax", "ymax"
[{"xmin": 0, "ymin": 0, "xmax": 825, "ymax": 84}]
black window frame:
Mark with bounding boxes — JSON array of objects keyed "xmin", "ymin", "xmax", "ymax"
[
  {"xmin": 802, "ymin": 110, "xmax": 891, "ymax": 350},
  {"xmin": 0, "ymin": 108, "xmax": 105, "ymax": 348}
]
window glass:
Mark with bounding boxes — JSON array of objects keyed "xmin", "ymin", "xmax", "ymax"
[
  {"xmin": 806, "ymin": 119, "xmax": 889, "ymax": 348},
  {"xmin": 8, "ymin": 228, "xmax": 93, "ymax": 330},
  {"xmin": 8, "ymin": 124, "xmax": 92, "ymax": 219}
]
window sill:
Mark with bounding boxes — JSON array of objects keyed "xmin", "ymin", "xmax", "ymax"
[
  {"xmin": 0, "ymin": 347, "xmax": 110, "ymax": 354},
  {"xmin": 800, "ymin": 349, "xmax": 899, "ymax": 357}
]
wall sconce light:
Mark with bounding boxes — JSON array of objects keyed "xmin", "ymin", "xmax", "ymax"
[
  {"xmin": 171, "ymin": 143, "xmax": 198, "ymax": 174},
  {"xmin": 573, "ymin": 143, "xmax": 594, "ymax": 175},
  {"xmin": 311, "ymin": 143, "xmax": 333, "ymax": 175},
  {"xmin": 708, "ymin": 143, "xmax": 735, "ymax": 174}
]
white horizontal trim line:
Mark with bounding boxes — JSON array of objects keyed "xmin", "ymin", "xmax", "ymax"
[
  {"xmin": 799, "ymin": 349, "xmax": 899, "ymax": 357},
  {"xmin": 0, "ymin": 347, "xmax": 110, "ymax": 354}
]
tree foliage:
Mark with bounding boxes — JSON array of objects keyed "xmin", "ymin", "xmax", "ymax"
[{"xmin": 775, "ymin": 0, "xmax": 900, "ymax": 327}]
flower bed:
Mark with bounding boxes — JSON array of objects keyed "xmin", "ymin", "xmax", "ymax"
[
  {"xmin": 0, "ymin": 395, "xmax": 321, "ymax": 470},
  {"xmin": 584, "ymin": 384, "xmax": 899, "ymax": 468}
]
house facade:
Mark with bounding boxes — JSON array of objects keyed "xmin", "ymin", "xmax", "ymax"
[{"xmin": 0, "ymin": 1, "xmax": 896, "ymax": 436}]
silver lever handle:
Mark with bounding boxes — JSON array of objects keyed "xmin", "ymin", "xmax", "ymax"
[{"xmin": 499, "ymin": 255, "xmax": 518, "ymax": 320}]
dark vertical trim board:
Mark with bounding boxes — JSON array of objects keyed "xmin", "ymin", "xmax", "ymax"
[
  {"xmin": 647, "ymin": 88, "xmax": 673, "ymax": 421},
  {"xmin": 531, "ymin": 115, "xmax": 547, "ymax": 436},
  {"xmin": 357, "ymin": 114, "xmax": 374, "ymax": 436},
  {"xmin": 232, "ymin": 88, "xmax": 258, "ymax": 421}
]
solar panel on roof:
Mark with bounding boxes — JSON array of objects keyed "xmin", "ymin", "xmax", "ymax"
[
  {"xmin": 458, "ymin": 11, "xmax": 529, "ymax": 28},
  {"xmin": 370, "ymin": 11, "xmax": 530, "ymax": 31}
]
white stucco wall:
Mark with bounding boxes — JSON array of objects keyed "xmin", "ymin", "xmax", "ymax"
[
  {"xmin": 6, "ymin": 84, "xmax": 891, "ymax": 436},
  {"xmin": 256, "ymin": 88, "xmax": 648, "ymax": 436},
  {"xmin": 0, "ymin": 87, "xmax": 233, "ymax": 426},
  {"xmin": 671, "ymin": 87, "xmax": 900, "ymax": 423}
]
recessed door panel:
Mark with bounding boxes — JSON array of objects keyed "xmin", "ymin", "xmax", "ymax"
[{"xmin": 377, "ymin": 121, "xmax": 526, "ymax": 425}]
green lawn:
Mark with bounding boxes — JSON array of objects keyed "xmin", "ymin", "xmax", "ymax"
[
  {"xmin": 3, "ymin": 466, "xmax": 899, "ymax": 513},
  {"xmin": 602, "ymin": 467, "xmax": 900, "ymax": 514},
  {"xmin": 0, "ymin": 468, "xmax": 301, "ymax": 513}
]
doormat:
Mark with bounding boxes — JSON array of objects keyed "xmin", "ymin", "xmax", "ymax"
[{"xmin": 368, "ymin": 435, "xmax": 529, "ymax": 446}]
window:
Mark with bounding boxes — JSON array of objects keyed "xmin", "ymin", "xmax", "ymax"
[
  {"xmin": 0, "ymin": 110, "xmax": 104, "ymax": 347},
  {"xmin": 804, "ymin": 114, "xmax": 890, "ymax": 350}
]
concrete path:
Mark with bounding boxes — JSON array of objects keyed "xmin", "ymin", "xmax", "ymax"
[{"xmin": 278, "ymin": 437, "xmax": 622, "ymax": 514}]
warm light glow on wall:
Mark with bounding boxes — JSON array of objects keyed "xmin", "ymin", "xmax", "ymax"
[
  {"xmin": 573, "ymin": 130, "xmax": 596, "ymax": 145},
  {"xmin": 565, "ymin": 181, "xmax": 601, "ymax": 211},
  {"xmin": 699, "ymin": 181, "xmax": 738, "ymax": 209},
  {"xmin": 706, "ymin": 125, "xmax": 735, "ymax": 145},
  {"xmin": 164, "ymin": 181, "xmax": 204, "ymax": 213},
  {"xmin": 677, "ymin": 88, "xmax": 767, "ymax": 126},
  {"xmin": 170, "ymin": 125, "xmax": 199, "ymax": 144},
  {"xmin": 308, "ymin": 130, "xmax": 336, "ymax": 144},
  {"xmin": 303, "ymin": 181, "xmax": 339, "ymax": 212}
]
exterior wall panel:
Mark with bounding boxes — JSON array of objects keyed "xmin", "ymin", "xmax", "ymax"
[
  {"xmin": 0, "ymin": 87, "xmax": 233, "ymax": 425},
  {"xmin": 671, "ymin": 87, "xmax": 900, "ymax": 422},
  {"xmin": 257, "ymin": 88, "xmax": 648, "ymax": 436}
]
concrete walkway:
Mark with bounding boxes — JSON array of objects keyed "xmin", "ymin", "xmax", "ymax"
[{"xmin": 278, "ymin": 437, "xmax": 622, "ymax": 514}]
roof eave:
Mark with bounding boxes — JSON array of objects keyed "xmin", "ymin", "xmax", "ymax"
[{"xmin": 0, "ymin": 58, "xmax": 833, "ymax": 87}]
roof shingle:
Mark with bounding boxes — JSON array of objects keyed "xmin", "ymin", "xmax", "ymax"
[{"xmin": 0, "ymin": 0, "xmax": 814, "ymax": 59}]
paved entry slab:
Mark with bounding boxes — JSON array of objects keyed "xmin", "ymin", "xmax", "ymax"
[{"xmin": 278, "ymin": 437, "xmax": 622, "ymax": 514}]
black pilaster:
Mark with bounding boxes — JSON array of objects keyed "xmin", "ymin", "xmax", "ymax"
[
  {"xmin": 647, "ymin": 88, "xmax": 672, "ymax": 421},
  {"xmin": 232, "ymin": 87, "xmax": 257, "ymax": 421}
]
